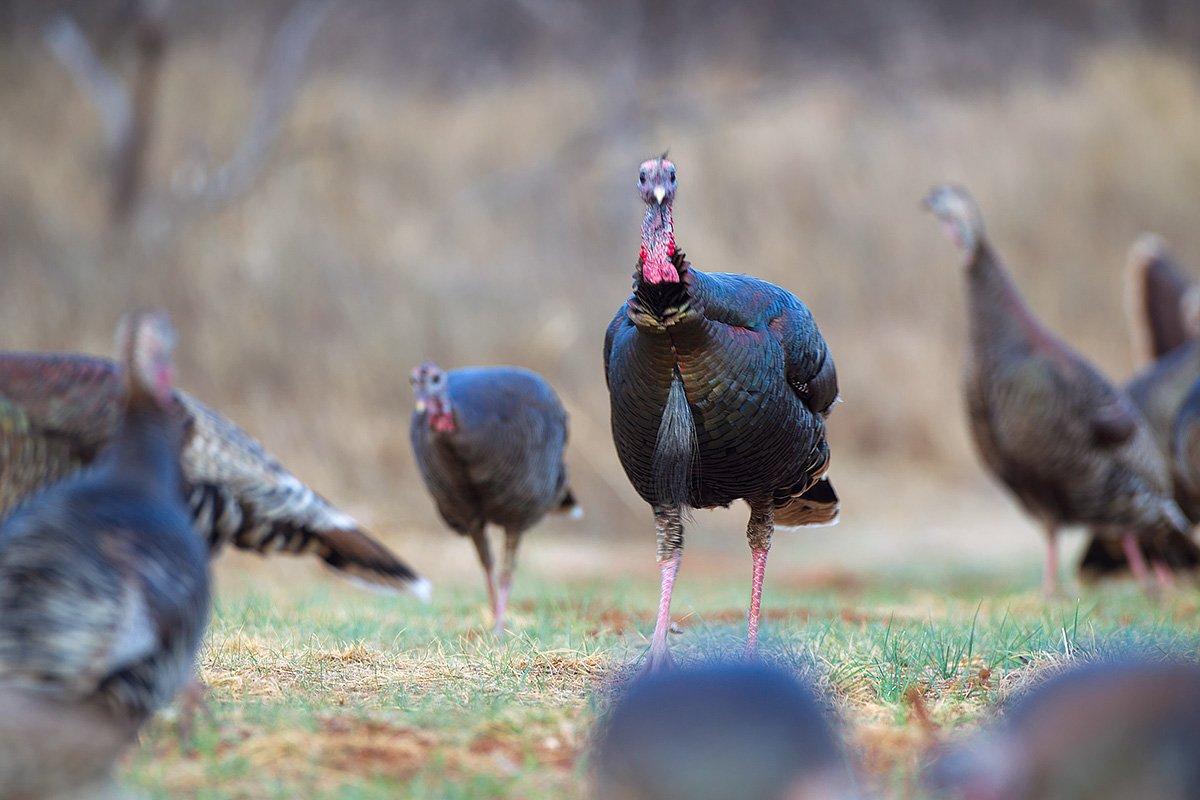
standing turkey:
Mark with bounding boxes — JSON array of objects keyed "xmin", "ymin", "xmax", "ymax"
[
  {"xmin": 0, "ymin": 346, "xmax": 430, "ymax": 600},
  {"xmin": 0, "ymin": 310, "xmax": 209, "ymax": 799},
  {"xmin": 605, "ymin": 155, "xmax": 839, "ymax": 670},
  {"xmin": 925, "ymin": 185, "xmax": 1187, "ymax": 596},
  {"xmin": 409, "ymin": 362, "xmax": 579, "ymax": 635},
  {"xmin": 1080, "ymin": 236, "xmax": 1200, "ymax": 579}
]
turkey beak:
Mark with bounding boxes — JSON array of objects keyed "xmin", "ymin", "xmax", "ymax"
[
  {"xmin": 653, "ymin": 185, "xmax": 666, "ymax": 204},
  {"xmin": 415, "ymin": 399, "xmax": 427, "ymax": 413}
]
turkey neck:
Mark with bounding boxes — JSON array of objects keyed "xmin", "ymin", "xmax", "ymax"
[
  {"xmin": 966, "ymin": 240, "xmax": 1060, "ymax": 357},
  {"xmin": 103, "ymin": 401, "xmax": 185, "ymax": 501},
  {"xmin": 631, "ymin": 203, "xmax": 696, "ymax": 324}
]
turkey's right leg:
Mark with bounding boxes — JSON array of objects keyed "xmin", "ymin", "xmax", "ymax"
[
  {"xmin": 494, "ymin": 528, "xmax": 522, "ymax": 636},
  {"xmin": 1120, "ymin": 533, "xmax": 1155, "ymax": 595},
  {"xmin": 645, "ymin": 505, "xmax": 683, "ymax": 673},
  {"xmin": 1042, "ymin": 523, "xmax": 1059, "ymax": 599},
  {"xmin": 468, "ymin": 527, "xmax": 499, "ymax": 629}
]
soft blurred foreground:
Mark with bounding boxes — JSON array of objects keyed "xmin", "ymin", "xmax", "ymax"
[{"xmin": 134, "ymin": 553, "xmax": 1200, "ymax": 799}]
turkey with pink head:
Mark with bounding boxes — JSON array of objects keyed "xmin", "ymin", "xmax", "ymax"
[
  {"xmin": 0, "ymin": 310, "xmax": 209, "ymax": 799},
  {"xmin": 409, "ymin": 362, "xmax": 579, "ymax": 635},
  {"xmin": 604, "ymin": 155, "xmax": 839, "ymax": 670},
  {"xmin": 925, "ymin": 185, "xmax": 1187, "ymax": 596}
]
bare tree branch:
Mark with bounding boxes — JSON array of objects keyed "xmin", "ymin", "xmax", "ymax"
[
  {"xmin": 43, "ymin": 14, "xmax": 131, "ymax": 150},
  {"xmin": 191, "ymin": 0, "xmax": 334, "ymax": 207},
  {"xmin": 111, "ymin": 4, "xmax": 168, "ymax": 222}
]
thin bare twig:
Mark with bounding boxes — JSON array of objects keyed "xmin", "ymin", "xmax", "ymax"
[
  {"xmin": 191, "ymin": 0, "xmax": 335, "ymax": 207},
  {"xmin": 43, "ymin": 14, "xmax": 131, "ymax": 150}
]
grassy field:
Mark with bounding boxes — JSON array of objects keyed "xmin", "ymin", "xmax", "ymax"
[{"xmin": 121, "ymin": 533, "xmax": 1200, "ymax": 800}]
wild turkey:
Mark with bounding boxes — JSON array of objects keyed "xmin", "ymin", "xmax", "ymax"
[
  {"xmin": 409, "ymin": 361, "xmax": 579, "ymax": 635},
  {"xmin": 605, "ymin": 155, "xmax": 839, "ymax": 669},
  {"xmin": 0, "ymin": 348, "xmax": 430, "ymax": 600},
  {"xmin": 924, "ymin": 185, "xmax": 1187, "ymax": 596},
  {"xmin": 592, "ymin": 661, "xmax": 856, "ymax": 800},
  {"xmin": 928, "ymin": 658, "xmax": 1200, "ymax": 800},
  {"xmin": 0, "ymin": 310, "xmax": 210, "ymax": 799},
  {"xmin": 1079, "ymin": 237, "xmax": 1200, "ymax": 579}
]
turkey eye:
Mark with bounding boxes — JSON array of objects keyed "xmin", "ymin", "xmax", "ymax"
[
  {"xmin": 639, "ymin": 170, "xmax": 647, "ymax": 183},
  {"xmin": 669, "ymin": 169, "xmax": 676, "ymax": 183}
]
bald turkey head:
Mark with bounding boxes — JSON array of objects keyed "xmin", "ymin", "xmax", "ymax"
[
  {"xmin": 116, "ymin": 309, "xmax": 176, "ymax": 409},
  {"xmin": 410, "ymin": 361, "xmax": 456, "ymax": 433},
  {"xmin": 638, "ymin": 154, "xmax": 680, "ymax": 285},
  {"xmin": 924, "ymin": 184, "xmax": 985, "ymax": 256}
]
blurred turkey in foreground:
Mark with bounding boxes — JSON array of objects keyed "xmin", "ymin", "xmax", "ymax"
[
  {"xmin": 928, "ymin": 658, "xmax": 1200, "ymax": 800},
  {"xmin": 0, "ymin": 345, "xmax": 430, "ymax": 599},
  {"xmin": 1081, "ymin": 236, "xmax": 1200, "ymax": 578},
  {"xmin": 605, "ymin": 156, "xmax": 839, "ymax": 670},
  {"xmin": 592, "ymin": 661, "xmax": 858, "ymax": 800},
  {"xmin": 925, "ymin": 185, "xmax": 1189, "ymax": 596},
  {"xmin": 409, "ymin": 362, "xmax": 579, "ymax": 635},
  {"xmin": 0, "ymin": 311, "xmax": 210, "ymax": 799}
]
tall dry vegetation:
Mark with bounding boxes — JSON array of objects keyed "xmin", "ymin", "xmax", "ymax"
[{"xmin": 2, "ymin": 5, "xmax": 1200, "ymax": 542}]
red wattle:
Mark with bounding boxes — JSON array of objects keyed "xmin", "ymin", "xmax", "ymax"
[
  {"xmin": 430, "ymin": 412, "xmax": 456, "ymax": 433},
  {"xmin": 641, "ymin": 260, "xmax": 681, "ymax": 284}
]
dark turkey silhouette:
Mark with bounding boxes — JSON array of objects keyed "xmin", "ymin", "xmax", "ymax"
[
  {"xmin": 0, "ymin": 310, "xmax": 209, "ymax": 799},
  {"xmin": 592, "ymin": 661, "xmax": 857, "ymax": 800},
  {"xmin": 605, "ymin": 156, "xmax": 838, "ymax": 669},
  {"xmin": 925, "ymin": 185, "xmax": 1187, "ymax": 596},
  {"xmin": 928, "ymin": 658, "xmax": 1200, "ymax": 800},
  {"xmin": 1080, "ymin": 237, "xmax": 1200, "ymax": 579},
  {"xmin": 1172, "ymin": 378, "xmax": 1200, "ymax": 528},
  {"xmin": 0, "ymin": 348, "xmax": 430, "ymax": 600},
  {"xmin": 409, "ymin": 362, "xmax": 579, "ymax": 635}
]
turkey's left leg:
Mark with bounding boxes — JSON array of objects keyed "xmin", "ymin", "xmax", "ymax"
[
  {"xmin": 1121, "ymin": 533, "xmax": 1155, "ymax": 595},
  {"xmin": 495, "ymin": 528, "xmax": 522, "ymax": 636},
  {"xmin": 468, "ymin": 527, "xmax": 500, "ymax": 628},
  {"xmin": 745, "ymin": 497, "xmax": 774, "ymax": 658},
  {"xmin": 645, "ymin": 505, "xmax": 684, "ymax": 673}
]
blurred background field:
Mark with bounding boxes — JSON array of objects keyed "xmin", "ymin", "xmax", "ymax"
[
  {"xmin": 4, "ymin": 1, "xmax": 1200, "ymax": 795},
  {"xmin": 4, "ymin": 0, "xmax": 1200, "ymax": 564}
]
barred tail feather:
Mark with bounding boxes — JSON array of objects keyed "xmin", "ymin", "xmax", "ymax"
[
  {"xmin": 652, "ymin": 370, "xmax": 697, "ymax": 509},
  {"xmin": 775, "ymin": 477, "xmax": 840, "ymax": 528}
]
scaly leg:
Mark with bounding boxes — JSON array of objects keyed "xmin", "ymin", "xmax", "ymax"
[
  {"xmin": 469, "ymin": 527, "xmax": 499, "ymax": 630},
  {"xmin": 1121, "ymin": 533, "xmax": 1155, "ymax": 595},
  {"xmin": 745, "ymin": 498, "xmax": 774, "ymax": 658},
  {"xmin": 1042, "ymin": 523, "xmax": 1059, "ymax": 599},
  {"xmin": 495, "ymin": 528, "xmax": 522, "ymax": 636},
  {"xmin": 645, "ymin": 505, "xmax": 684, "ymax": 673}
]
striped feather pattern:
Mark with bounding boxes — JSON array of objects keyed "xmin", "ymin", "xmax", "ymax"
[{"xmin": 0, "ymin": 352, "xmax": 426, "ymax": 596}]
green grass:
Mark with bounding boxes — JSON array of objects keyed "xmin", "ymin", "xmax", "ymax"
[{"xmin": 123, "ymin": 572, "xmax": 1200, "ymax": 799}]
